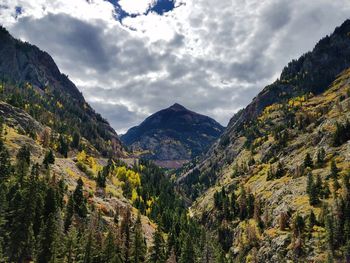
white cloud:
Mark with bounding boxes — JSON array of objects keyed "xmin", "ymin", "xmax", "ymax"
[{"xmin": 0, "ymin": 0, "xmax": 350, "ymax": 134}]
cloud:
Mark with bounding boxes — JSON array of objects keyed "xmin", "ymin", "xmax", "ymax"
[{"xmin": 1, "ymin": 0, "xmax": 350, "ymax": 134}]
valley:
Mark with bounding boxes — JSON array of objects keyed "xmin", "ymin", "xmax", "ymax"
[{"xmin": 0, "ymin": 10, "xmax": 350, "ymax": 263}]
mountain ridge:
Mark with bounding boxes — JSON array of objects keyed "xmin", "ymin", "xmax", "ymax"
[{"xmin": 0, "ymin": 25, "xmax": 123, "ymax": 157}]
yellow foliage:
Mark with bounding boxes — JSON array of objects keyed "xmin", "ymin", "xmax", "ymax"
[
  {"xmin": 65, "ymin": 168, "xmax": 78, "ymax": 179},
  {"xmin": 131, "ymin": 188, "xmax": 138, "ymax": 202},
  {"xmin": 114, "ymin": 166, "xmax": 141, "ymax": 188},
  {"xmin": 77, "ymin": 150, "xmax": 87, "ymax": 163},
  {"xmin": 56, "ymin": 101, "xmax": 64, "ymax": 109},
  {"xmin": 288, "ymin": 95, "xmax": 306, "ymax": 107},
  {"xmin": 87, "ymin": 156, "xmax": 97, "ymax": 170},
  {"xmin": 146, "ymin": 198, "xmax": 154, "ymax": 208}
]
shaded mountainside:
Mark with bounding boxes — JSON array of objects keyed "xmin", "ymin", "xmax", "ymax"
[
  {"xmin": 121, "ymin": 103, "xmax": 224, "ymax": 167},
  {"xmin": 177, "ymin": 19, "xmax": 350, "ymax": 262},
  {"xmin": 0, "ymin": 26, "xmax": 123, "ymax": 157}
]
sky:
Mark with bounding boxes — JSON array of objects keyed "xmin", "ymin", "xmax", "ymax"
[{"xmin": 0, "ymin": 0, "xmax": 350, "ymax": 134}]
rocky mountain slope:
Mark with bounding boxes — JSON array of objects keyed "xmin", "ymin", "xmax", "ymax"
[
  {"xmin": 178, "ymin": 19, "xmax": 350, "ymax": 262},
  {"xmin": 0, "ymin": 26, "xmax": 123, "ymax": 157},
  {"xmin": 179, "ymin": 19, "xmax": 350, "ymax": 199},
  {"xmin": 121, "ymin": 103, "xmax": 224, "ymax": 168}
]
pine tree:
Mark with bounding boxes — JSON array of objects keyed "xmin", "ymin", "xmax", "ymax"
[
  {"xmin": 330, "ymin": 159, "xmax": 339, "ymax": 179},
  {"xmin": 58, "ymin": 134, "xmax": 69, "ymax": 158},
  {"xmin": 83, "ymin": 231, "xmax": 95, "ymax": 263},
  {"xmin": 43, "ymin": 149, "xmax": 55, "ymax": 168},
  {"xmin": 64, "ymin": 195, "xmax": 75, "ymax": 232},
  {"xmin": 325, "ymin": 214, "xmax": 335, "ymax": 255},
  {"xmin": 304, "ymin": 153, "xmax": 313, "ymax": 169},
  {"xmin": 309, "ymin": 210, "xmax": 317, "ymax": 230},
  {"xmin": 97, "ymin": 170, "xmax": 107, "ymax": 188},
  {"xmin": 64, "ymin": 226, "xmax": 78, "ymax": 263},
  {"xmin": 73, "ymin": 178, "xmax": 87, "ymax": 218},
  {"xmin": 149, "ymin": 226, "xmax": 166, "ymax": 263},
  {"xmin": 71, "ymin": 132, "xmax": 80, "ymax": 149},
  {"xmin": 102, "ymin": 230, "xmax": 123, "ymax": 263},
  {"xmin": 179, "ymin": 234, "xmax": 195, "ymax": 263},
  {"xmin": 121, "ymin": 208, "xmax": 132, "ymax": 263},
  {"xmin": 238, "ymin": 186, "xmax": 247, "ymax": 220},
  {"xmin": 307, "ymin": 172, "xmax": 319, "ymax": 206},
  {"xmin": 36, "ymin": 213, "xmax": 59, "ymax": 263},
  {"xmin": 316, "ymin": 148, "xmax": 326, "ymax": 166},
  {"xmin": 131, "ymin": 212, "xmax": 147, "ymax": 263},
  {"xmin": 0, "ymin": 138, "xmax": 11, "ymax": 180},
  {"xmin": 293, "ymin": 214, "xmax": 305, "ymax": 238},
  {"xmin": 16, "ymin": 145, "xmax": 30, "ymax": 183}
]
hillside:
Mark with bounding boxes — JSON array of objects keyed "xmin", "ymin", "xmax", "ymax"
[
  {"xmin": 177, "ymin": 19, "xmax": 350, "ymax": 262},
  {"xmin": 121, "ymin": 103, "xmax": 224, "ymax": 168},
  {"xmin": 179, "ymin": 19, "xmax": 350, "ymax": 199},
  {"xmin": 0, "ymin": 26, "xmax": 123, "ymax": 157}
]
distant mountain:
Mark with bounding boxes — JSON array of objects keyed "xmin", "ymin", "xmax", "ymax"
[
  {"xmin": 121, "ymin": 103, "xmax": 224, "ymax": 167},
  {"xmin": 0, "ymin": 26, "xmax": 123, "ymax": 156}
]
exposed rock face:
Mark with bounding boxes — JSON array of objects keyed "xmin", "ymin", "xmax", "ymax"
[
  {"xmin": 0, "ymin": 101, "xmax": 43, "ymax": 134},
  {"xmin": 121, "ymin": 103, "xmax": 224, "ymax": 166}
]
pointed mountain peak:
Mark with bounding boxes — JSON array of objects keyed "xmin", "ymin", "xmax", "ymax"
[{"xmin": 169, "ymin": 103, "xmax": 186, "ymax": 111}]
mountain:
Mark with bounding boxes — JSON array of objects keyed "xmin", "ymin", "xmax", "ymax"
[
  {"xmin": 121, "ymin": 103, "xmax": 225, "ymax": 168},
  {"xmin": 177, "ymin": 19, "xmax": 350, "ymax": 262},
  {"xmin": 0, "ymin": 26, "xmax": 212, "ymax": 263},
  {"xmin": 0, "ymin": 26, "xmax": 123, "ymax": 157}
]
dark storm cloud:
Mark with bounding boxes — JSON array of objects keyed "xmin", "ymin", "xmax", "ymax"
[
  {"xmin": 4, "ymin": 0, "xmax": 350, "ymax": 133},
  {"xmin": 13, "ymin": 14, "xmax": 116, "ymax": 72}
]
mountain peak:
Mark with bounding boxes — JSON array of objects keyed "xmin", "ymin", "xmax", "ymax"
[
  {"xmin": 121, "ymin": 104, "xmax": 224, "ymax": 167},
  {"xmin": 169, "ymin": 103, "xmax": 186, "ymax": 111}
]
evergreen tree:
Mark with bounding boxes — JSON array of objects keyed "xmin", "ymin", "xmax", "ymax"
[
  {"xmin": 316, "ymin": 148, "xmax": 326, "ymax": 166},
  {"xmin": 58, "ymin": 135, "xmax": 69, "ymax": 158},
  {"xmin": 64, "ymin": 195, "xmax": 75, "ymax": 232},
  {"xmin": 0, "ymin": 139, "xmax": 11, "ymax": 180},
  {"xmin": 43, "ymin": 149, "xmax": 55, "ymax": 168},
  {"xmin": 16, "ymin": 145, "xmax": 30, "ymax": 182},
  {"xmin": 71, "ymin": 132, "xmax": 81, "ymax": 149},
  {"xmin": 121, "ymin": 208, "xmax": 132, "ymax": 263},
  {"xmin": 304, "ymin": 153, "xmax": 313, "ymax": 169},
  {"xmin": 36, "ymin": 213, "xmax": 59, "ymax": 263},
  {"xmin": 238, "ymin": 186, "xmax": 247, "ymax": 220},
  {"xmin": 307, "ymin": 172, "xmax": 319, "ymax": 206},
  {"xmin": 103, "ymin": 230, "xmax": 123, "ymax": 263},
  {"xmin": 131, "ymin": 213, "xmax": 147, "ymax": 263},
  {"xmin": 82, "ymin": 231, "xmax": 96, "ymax": 263},
  {"xmin": 149, "ymin": 226, "xmax": 166, "ymax": 263},
  {"xmin": 325, "ymin": 214, "xmax": 335, "ymax": 255},
  {"xmin": 179, "ymin": 234, "xmax": 196, "ymax": 263},
  {"xmin": 293, "ymin": 214, "xmax": 305, "ymax": 238},
  {"xmin": 97, "ymin": 170, "xmax": 107, "ymax": 188},
  {"xmin": 73, "ymin": 178, "xmax": 87, "ymax": 218},
  {"xmin": 330, "ymin": 160, "xmax": 339, "ymax": 179},
  {"xmin": 64, "ymin": 226, "xmax": 78, "ymax": 263}
]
